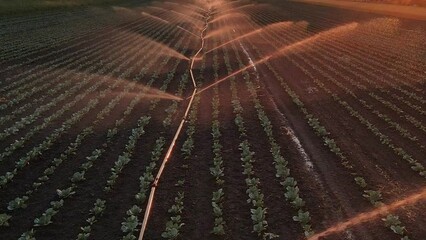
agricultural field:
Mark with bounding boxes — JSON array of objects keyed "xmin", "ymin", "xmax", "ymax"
[
  {"xmin": 339, "ymin": 0, "xmax": 426, "ymax": 7},
  {"xmin": 0, "ymin": 0, "xmax": 425, "ymax": 239},
  {"xmin": 0, "ymin": 0, "xmax": 140, "ymax": 14}
]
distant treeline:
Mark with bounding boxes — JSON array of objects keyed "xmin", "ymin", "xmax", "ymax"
[
  {"xmin": 342, "ymin": 0, "xmax": 426, "ymax": 7},
  {"xmin": 0, "ymin": 0, "xmax": 143, "ymax": 14}
]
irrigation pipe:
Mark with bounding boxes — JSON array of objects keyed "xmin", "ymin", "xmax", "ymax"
[{"xmin": 138, "ymin": 7, "xmax": 211, "ymax": 240}]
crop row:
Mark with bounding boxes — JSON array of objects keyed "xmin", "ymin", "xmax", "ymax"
[
  {"xmin": 0, "ymin": 22, "xmax": 167, "ymax": 144},
  {"xmin": 209, "ymin": 47, "xmax": 226, "ymax": 235},
  {"xmin": 251, "ymin": 11, "xmax": 425, "ymax": 167},
  {"xmin": 0, "ymin": 9, "xmax": 191, "ymax": 222},
  {"xmin": 71, "ymin": 17, "xmax": 196, "ymax": 240},
  {"xmin": 1, "ymin": 22, "xmax": 184, "ymax": 220},
  {"xmin": 0, "ymin": 9, "xmax": 139, "ymax": 62},
  {"xmin": 219, "ymin": 23, "xmax": 278, "ymax": 238},
  {"xmin": 256, "ymin": 14, "xmax": 426, "ymax": 177},
  {"xmin": 240, "ymin": 15, "xmax": 413, "ymax": 238}
]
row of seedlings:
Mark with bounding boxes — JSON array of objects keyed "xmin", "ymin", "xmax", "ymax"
[
  {"xmin": 257, "ymin": 17, "xmax": 426, "ymax": 180},
  {"xmin": 18, "ymin": 27, "xmax": 192, "ymax": 234},
  {"xmin": 227, "ymin": 24, "xmax": 314, "ymax": 237},
  {"xmin": 209, "ymin": 46, "xmax": 226, "ymax": 235},
  {"xmin": 1, "ymin": 10, "xmax": 135, "ymax": 62},
  {"xmin": 0, "ymin": 21, "xmax": 163, "ymax": 139},
  {"xmin": 242, "ymin": 18, "xmax": 412, "ymax": 238},
  {"xmin": 220, "ymin": 20, "xmax": 278, "ymax": 239},
  {"xmin": 73, "ymin": 21, "xmax": 197, "ymax": 239},
  {"xmin": 0, "ymin": 22, "xmax": 185, "ymax": 227},
  {"xmin": 0, "ymin": 16, "xmax": 170, "ymax": 113}
]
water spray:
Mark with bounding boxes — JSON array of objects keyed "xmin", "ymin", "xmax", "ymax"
[
  {"xmin": 196, "ymin": 22, "xmax": 359, "ymax": 95},
  {"xmin": 177, "ymin": 26, "xmax": 200, "ymax": 38},
  {"xmin": 141, "ymin": 11, "xmax": 170, "ymax": 24},
  {"xmin": 309, "ymin": 187, "xmax": 426, "ymax": 240},
  {"xmin": 137, "ymin": 5, "xmax": 211, "ymax": 240}
]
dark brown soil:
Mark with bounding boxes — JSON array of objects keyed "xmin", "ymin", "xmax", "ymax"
[{"xmin": 0, "ymin": 0, "xmax": 425, "ymax": 240}]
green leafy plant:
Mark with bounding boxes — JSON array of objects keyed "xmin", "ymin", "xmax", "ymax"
[
  {"xmin": 57, "ymin": 187, "xmax": 75, "ymax": 199},
  {"xmin": 0, "ymin": 213, "xmax": 11, "ymax": 226},
  {"xmin": 50, "ymin": 200, "xmax": 64, "ymax": 210},
  {"xmin": 293, "ymin": 210, "xmax": 311, "ymax": 225},
  {"xmin": 77, "ymin": 226, "xmax": 91, "ymax": 240},
  {"xmin": 70, "ymin": 171, "xmax": 85, "ymax": 183},
  {"xmin": 161, "ymin": 220, "xmax": 184, "ymax": 239},
  {"xmin": 91, "ymin": 199, "xmax": 106, "ymax": 216},
  {"xmin": 251, "ymin": 207, "xmax": 268, "ymax": 235},
  {"xmin": 18, "ymin": 229, "xmax": 36, "ymax": 240},
  {"xmin": 354, "ymin": 177, "xmax": 367, "ymax": 188},
  {"xmin": 162, "ymin": 192, "xmax": 185, "ymax": 239},
  {"xmin": 390, "ymin": 225, "xmax": 406, "ymax": 235},
  {"xmin": 34, "ymin": 208, "xmax": 57, "ymax": 226},
  {"xmin": 121, "ymin": 215, "xmax": 139, "ymax": 233},
  {"xmin": 362, "ymin": 190, "xmax": 382, "ymax": 206},
  {"xmin": 175, "ymin": 180, "xmax": 185, "ymax": 187},
  {"xmin": 8, "ymin": 196, "xmax": 29, "ymax": 210},
  {"xmin": 382, "ymin": 214, "xmax": 401, "ymax": 227}
]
